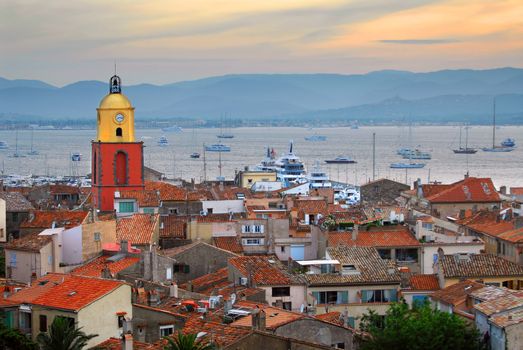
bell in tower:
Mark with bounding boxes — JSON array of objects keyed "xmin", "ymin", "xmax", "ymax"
[{"xmin": 110, "ymin": 75, "xmax": 121, "ymax": 94}]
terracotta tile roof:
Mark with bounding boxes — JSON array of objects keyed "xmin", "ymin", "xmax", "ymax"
[
  {"xmin": 71, "ymin": 255, "xmax": 140, "ymax": 278},
  {"xmin": 439, "ymin": 253, "xmax": 523, "ymax": 278},
  {"xmin": 7, "ymin": 274, "xmax": 72, "ymax": 304},
  {"xmin": 229, "ymin": 255, "xmax": 303, "ymax": 286},
  {"xmin": 231, "ymin": 301, "xmax": 304, "ymax": 330},
  {"xmin": 0, "ymin": 191, "xmax": 34, "ymax": 212},
  {"xmin": 213, "ymin": 237, "xmax": 243, "ymax": 254},
  {"xmin": 4, "ymin": 232, "xmax": 52, "ymax": 252},
  {"xmin": 295, "ymin": 199, "xmax": 328, "ymax": 215},
  {"xmin": 424, "ymin": 177, "xmax": 500, "ymax": 203},
  {"xmin": 470, "ymin": 285, "xmax": 523, "ymax": 302},
  {"xmin": 180, "ymin": 317, "xmax": 250, "ymax": 347},
  {"xmin": 510, "ymin": 187, "xmax": 523, "ymax": 195},
  {"xmin": 49, "ymin": 185, "xmax": 80, "ymax": 195},
  {"xmin": 7, "ymin": 273, "xmax": 125, "ymax": 312},
  {"xmin": 431, "ymin": 280, "xmax": 484, "ymax": 306},
  {"xmin": 490, "ymin": 308, "xmax": 523, "ymax": 328},
  {"xmin": 409, "ymin": 274, "xmax": 440, "ymax": 291},
  {"xmin": 93, "ymin": 337, "xmax": 155, "ymax": 349},
  {"xmin": 328, "ymin": 226, "xmax": 420, "ymax": 248},
  {"xmin": 210, "ymin": 184, "xmax": 252, "ymax": 200},
  {"xmin": 315, "ymin": 311, "xmax": 344, "ymax": 326},
  {"xmin": 181, "ymin": 268, "xmax": 229, "ymax": 293},
  {"xmin": 161, "ymin": 241, "xmax": 239, "ymax": 259},
  {"xmin": 20, "ymin": 210, "xmax": 88, "ymax": 229},
  {"xmin": 196, "ymin": 213, "xmax": 239, "ymax": 223},
  {"xmin": 117, "ymin": 213, "xmax": 159, "ymax": 245},
  {"xmin": 160, "ymin": 216, "xmax": 186, "ymax": 238},
  {"xmin": 119, "ymin": 190, "xmax": 160, "ymax": 207},
  {"xmin": 307, "ymin": 246, "xmax": 401, "ymax": 285},
  {"xmin": 474, "ymin": 294, "xmax": 523, "ymax": 316},
  {"xmin": 144, "ymin": 181, "xmax": 187, "ymax": 201}
]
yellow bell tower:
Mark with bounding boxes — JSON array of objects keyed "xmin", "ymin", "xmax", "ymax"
[{"xmin": 96, "ymin": 75, "xmax": 135, "ymax": 142}]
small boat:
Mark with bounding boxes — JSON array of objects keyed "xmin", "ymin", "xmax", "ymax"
[
  {"xmin": 190, "ymin": 152, "xmax": 200, "ymax": 159},
  {"xmin": 27, "ymin": 129, "xmax": 39, "ymax": 155},
  {"xmin": 402, "ymin": 150, "xmax": 431, "ymax": 160},
  {"xmin": 390, "ymin": 162, "xmax": 425, "ymax": 169},
  {"xmin": 305, "ymin": 135, "xmax": 327, "ymax": 142},
  {"xmin": 161, "ymin": 126, "xmax": 183, "ymax": 133},
  {"xmin": 0, "ymin": 141, "xmax": 8, "ymax": 149},
  {"xmin": 325, "ymin": 156, "xmax": 357, "ymax": 164},
  {"xmin": 307, "ymin": 161, "xmax": 332, "ymax": 189},
  {"xmin": 453, "ymin": 126, "xmax": 477, "ymax": 154},
  {"xmin": 9, "ymin": 130, "xmax": 25, "ymax": 158},
  {"xmin": 483, "ymin": 100, "xmax": 515, "ymax": 152},
  {"xmin": 158, "ymin": 136, "xmax": 169, "ymax": 147},
  {"xmin": 217, "ymin": 133, "xmax": 234, "ymax": 139},
  {"xmin": 71, "ymin": 153, "xmax": 82, "ymax": 161},
  {"xmin": 501, "ymin": 138, "xmax": 516, "ymax": 148},
  {"xmin": 205, "ymin": 143, "xmax": 231, "ymax": 152}
]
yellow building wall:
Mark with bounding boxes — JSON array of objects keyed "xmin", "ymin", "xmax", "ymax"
[
  {"xmin": 240, "ymin": 172, "xmax": 276, "ymax": 188},
  {"xmin": 187, "ymin": 221, "xmax": 213, "ymax": 243},
  {"xmin": 31, "ymin": 308, "xmax": 78, "ymax": 340},
  {"xmin": 81, "ymin": 220, "xmax": 117, "ymax": 261}
]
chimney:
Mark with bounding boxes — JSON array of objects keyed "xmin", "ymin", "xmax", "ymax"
[
  {"xmin": 123, "ymin": 317, "xmax": 133, "ymax": 334},
  {"xmin": 500, "ymin": 186, "xmax": 507, "ymax": 195},
  {"xmin": 120, "ymin": 240, "xmax": 129, "ymax": 254},
  {"xmin": 169, "ymin": 282, "xmax": 178, "ymax": 298},
  {"xmin": 187, "ymin": 281, "xmax": 193, "ymax": 292},
  {"xmin": 352, "ymin": 225, "xmax": 359, "ymax": 241},
  {"xmin": 459, "ymin": 210, "xmax": 466, "ymax": 220},
  {"xmin": 101, "ymin": 264, "xmax": 112, "ymax": 279},
  {"xmin": 122, "ymin": 333, "xmax": 133, "ymax": 350},
  {"xmin": 416, "ymin": 178, "xmax": 423, "ymax": 198},
  {"xmin": 3, "ymin": 286, "xmax": 10, "ymax": 299}
]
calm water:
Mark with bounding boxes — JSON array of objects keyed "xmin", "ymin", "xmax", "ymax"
[{"xmin": 0, "ymin": 126, "xmax": 522, "ymax": 188}]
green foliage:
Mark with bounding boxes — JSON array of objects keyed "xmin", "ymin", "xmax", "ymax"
[
  {"xmin": 36, "ymin": 316, "xmax": 98, "ymax": 350},
  {"xmin": 164, "ymin": 332, "xmax": 215, "ymax": 350},
  {"xmin": 0, "ymin": 321, "xmax": 38, "ymax": 350},
  {"xmin": 360, "ymin": 300, "xmax": 485, "ymax": 350}
]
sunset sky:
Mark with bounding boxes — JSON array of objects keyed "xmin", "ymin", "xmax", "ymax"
[{"xmin": 1, "ymin": 0, "xmax": 522, "ymax": 85}]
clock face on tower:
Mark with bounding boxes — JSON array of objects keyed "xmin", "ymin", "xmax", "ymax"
[{"xmin": 115, "ymin": 113, "xmax": 125, "ymax": 123}]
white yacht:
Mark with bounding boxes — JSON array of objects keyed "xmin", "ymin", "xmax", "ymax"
[
  {"xmin": 273, "ymin": 141, "xmax": 306, "ymax": 186},
  {"xmin": 306, "ymin": 161, "xmax": 332, "ymax": 189}
]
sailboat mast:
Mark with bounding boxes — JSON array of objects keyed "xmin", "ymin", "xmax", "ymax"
[
  {"xmin": 459, "ymin": 126, "xmax": 462, "ymax": 149},
  {"xmin": 465, "ymin": 126, "xmax": 469, "ymax": 149},
  {"xmin": 492, "ymin": 99, "xmax": 496, "ymax": 148}
]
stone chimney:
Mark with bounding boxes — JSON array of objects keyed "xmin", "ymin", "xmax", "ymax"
[
  {"xmin": 352, "ymin": 225, "xmax": 359, "ymax": 241},
  {"xmin": 416, "ymin": 178, "xmax": 423, "ymax": 198},
  {"xmin": 500, "ymin": 186, "xmax": 507, "ymax": 195},
  {"xmin": 122, "ymin": 333, "xmax": 133, "ymax": 350},
  {"xmin": 169, "ymin": 282, "xmax": 178, "ymax": 298},
  {"xmin": 251, "ymin": 309, "xmax": 266, "ymax": 331},
  {"xmin": 120, "ymin": 240, "xmax": 129, "ymax": 254},
  {"xmin": 101, "ymin": 264, "xmax": 112, "ymax": 279}
]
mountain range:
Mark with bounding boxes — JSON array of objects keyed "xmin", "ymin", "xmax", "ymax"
[{"xmin": 0, "ymin": 68, "xmax": 522, "ymax": 123}]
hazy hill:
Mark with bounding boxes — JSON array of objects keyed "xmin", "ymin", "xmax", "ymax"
[{"xmin": 0, "ymin": 68, "xmax": 522, "ymax": 122}]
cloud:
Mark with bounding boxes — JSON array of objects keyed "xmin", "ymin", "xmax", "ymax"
[{"xmin": 379, "ymin": 38, "xmax": 460, "ymax": 44}]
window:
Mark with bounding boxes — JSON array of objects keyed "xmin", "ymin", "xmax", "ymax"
[
  {"xmin": 280, "ymin": 246, "xmax": 285, "ymax": 253},
  {"xmin": 114, "ymin": 151, "xmax": 128, "ymax": 185},
  {"xmin": 118, "ymin": 315, "xmax": 125, "ymax": 328},
  {"xmin": 282, "ymin": 302, "xmax": 292, "ymax": 310},
  {"xmin": 207, "ymin": 208, "xmax": 213, "ymax": 214},
  {"xmin": 169, "ymin": 208, "xmax": 179, "ymax": 215},
  {"xmin": 242, "ymin": 225, "xmax": 251, "ymax": 233},
  {"xmin": 312, "ymin": 291, "xmax": 348, "ymax": 305},
  {"xmin": 57, "ymin": 316, "xmax": 75, "ymax": 328},
  {"xmin": 119, "ymin": 201, "xmax": 134, "ymax": 213},
  {"xmin": 9, "ymin": 252, "xmax": 16, "ymax": 267},
  {"xmin": 242, "ymin": 238, "xmax": 263, "ymax": 246},
  {"xmin": 143, "ymin": 208, "xmax": 154, "ymax": 214},
  {"xmin": 173, "ymin": 264, "xmax": 189, "ymax": 273},
  {"xmin": 412, "ymin": 295, "xmax": 429, "ymax": 306},
  {"xmin": 377, "ymin": 249, "xmax": 391, "ymax": 260},
  {"xmin": 160, "ymin": 325, "xmax": 174, "ymax": 337},
  {"xmin": 361, "ymin": 289, "xmax": 397, "ymax": 303},
  {"xmin": 254, "ymin": 225, "xmax": 263, "ymax": 233},
  {"xmin": 39, "ymin": 315, "xmax": 47, "ymax": 332},
  {"xmin": 396, "ymin": 248, "xmax": 418, "ymax": 262},
  {"xmin": 48, "ymin": 255, "xmax": 52, "ymax": 265},
  {"xmin": 94, "ymin": 232, "xmax": 101, "ymax": 242},
  {"xmin": 116, "ymin": 127, "xmax": 122, "ymax": 137},
  {"xmin": 272, "ymin": 287, "xmax": 290, "ymax": 297},
  {"xmin": 333, "ymin": 343, "xmax": 345, "ymax": 349}
]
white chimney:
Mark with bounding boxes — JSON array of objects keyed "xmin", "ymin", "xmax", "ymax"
[
  {"xmin": 169, "ymin": 282, "xmax": 178, "ymax": 298},
  {"xmin": 123, "ymin": 333, "xmax": 133, "ymax": 350}
]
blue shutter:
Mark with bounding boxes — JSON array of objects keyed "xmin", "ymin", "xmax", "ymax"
[
  {"xmin": 337, "ymin": 291, "xmax": 348, "ymax": 304},
  {"xmin": 348, "ymin": 316, "xmax": 355, "ymax": 328},
  {"xmin": 387, "ymin": 289, "xmax": 398, "ymax": 302},
  {"xmin": 361, "ymin": 290, "xmax": 368, "ymax": 303}
]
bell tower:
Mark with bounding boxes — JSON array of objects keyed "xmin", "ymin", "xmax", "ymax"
[{"xmin": 91, "ymin": 75, "xmax": 144, "ymax": 212}]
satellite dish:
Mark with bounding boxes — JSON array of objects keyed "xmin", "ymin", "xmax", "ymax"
[
  {"xmin": 230, "ymin": 293, "xmax": 237, "ymax": 305},
  {"xmin": 300, "ymin": 304, "xmax": 305, "ymax": 313}
]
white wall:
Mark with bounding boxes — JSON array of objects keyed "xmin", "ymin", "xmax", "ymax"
[
  {"xmin": 263, "ymin": 285, "xmax": 306, "ymax": 312},
  {"xmin": 0, "ymin": 198, "xmax": 6, "ymax": 242},
  {"xmin": 62, "ymin": 226, "xmax": 83, "ymax": 265},
  {"xmin": 422, "ymin": 243, "xmax": 484, "ymax": 274},
  {"xmin": 202, "ymin": 200, "xmax": 244, "ymax": 214}
]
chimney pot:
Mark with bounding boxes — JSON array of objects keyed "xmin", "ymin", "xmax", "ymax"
[{"xmin": 123, "ymin": 333, "xmax": 133, "ymax": 350}]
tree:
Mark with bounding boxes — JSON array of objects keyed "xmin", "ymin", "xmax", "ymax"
[
  {"xmin": 36, "ymin": 316, "xmax": 98, "ymax": 350},
  {"xmin": 359, "ymin": 300, "xmax": 485, "ymax": 350},
  {"xmin": 0, "ymin": 321, "xmax": 38, "ymax": 350},
  {"xmin": 164, "ymin": 332, "xmax": 215, "ymax": 350}
]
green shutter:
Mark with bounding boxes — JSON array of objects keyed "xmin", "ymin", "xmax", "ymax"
[
  {"xmin": 386, "ymin": 289, "xmax": 398, "ymax": 302},
  {"xmin": 361, "ymin": 290, "xmax": 368, "ymax": 303},
  {"xmin": 337, "ymin": 291, "xmax": 348, "ymax": 304},
  {"xmin": 348, "ymin": 317, "xmax": 355, "ymax": 328},
  {"xmin": 119, "ymin": 201, "xmax": 134, "ymax": 213},
  {"xmin": 183, "ymin": 265, "xmax": 190, "ymax": 273},
  {"xmin": 312, "ymin": 291, "xmax": 320, "ymax": 304}
]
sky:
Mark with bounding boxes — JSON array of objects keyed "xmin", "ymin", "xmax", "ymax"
[{"xmin": 1, "ymin": 0, "xmax": 522, "ymax": 86}]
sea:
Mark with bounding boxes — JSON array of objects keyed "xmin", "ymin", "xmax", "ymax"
[{"xmin": 0, "ymin": 125, "xmax": 522, "ymax": 188}]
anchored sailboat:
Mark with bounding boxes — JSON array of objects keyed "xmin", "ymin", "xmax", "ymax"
[
  {"xmin": 482, "ymin": 99, "xmax": 514, "ymax": 152},
  {"xmin": 453, "ymin": 125, "xmax": 477, "ymax": 154}
]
